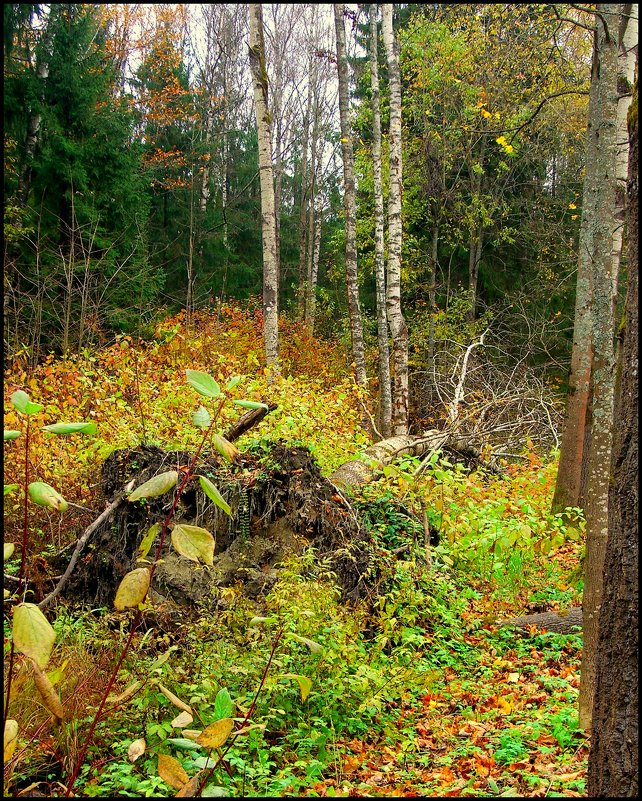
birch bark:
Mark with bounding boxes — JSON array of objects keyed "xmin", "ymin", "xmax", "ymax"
[
  {"xmin": 248, "ymin": 3, "xmax": 279, "ymax": 375},
  {"xmin": 382, "ymin": 4, "xmax": 408, "ymax": 435}
]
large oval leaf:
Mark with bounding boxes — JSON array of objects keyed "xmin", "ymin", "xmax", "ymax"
[
  {"xmin": 28, "ymin": 482, "xmax": 68, "ymax": 512},
  {"xmin": 211, "ymin": 434, "xmax": 239, "ymax": 463},
  {"xmin": 198, "ymin": 476, "xmax": 231, "ymax": 516},
  {"xmin": 114, "ymin": 568, "xmax": 151, "ymax": 610},
  {"xmin": 158, "ymin": 753, "xmax": 189, "ymax": 790},
  {"xmin": 13, "ymin": 603, "xmax": 56, "ymax": 668},
  {"xmin": 213, "ymin": 688, "xmax": 233, "ymax": 720},
  {"xmin": 232, "ymin": 399, "xmax": 268, "ymax": 411},
  {"xmin": 4, "ymin": 430, "xmax": 21, "ymax": 441},
  {"xmin": 171, "ymin": 524, "xmax": 215, "ymax": 565},
  {"xmin": 4, "ymin": 543, "xmax": 15, "ymax": 561},
  {"xmin": 10, "ymin": 390, "xmax": 43, "ymax": 415},
  {"xmin": 196, "ymin": 718, "xmax": 234, "ymax": 749},
  {"xmin": 41, "ymin": 421, "xmax": 97, "ymax": 436},
  {"xmin": 4, "ymin": 720, "xmax": 19, "ymax": 764},
  {"xmin": 128, "ymin": 470, "xmax": 178, "ymax": 502},
  {"xmin": 186, "ymin": 370, "xmax": 221, "ymax": 399}
]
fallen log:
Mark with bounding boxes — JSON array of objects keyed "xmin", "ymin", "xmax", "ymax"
[
  {"xmin": 328, "ymin": 430, "xmax": 502, "ymax": 492},
  {"xmin": 497, "ymin": 607, "xmax": 583, "ymax": 634}
]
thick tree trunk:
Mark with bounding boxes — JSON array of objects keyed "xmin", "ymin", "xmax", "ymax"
[
  {"xmin": 382, "ymin": 4, "xmax": 408, "ymax": 436},
  {"xmin": 369, "ymin": 4, "xmax": 392, "ymax": 438},
  {"xmin": 577, "ymin": 3, "xmax": 620, "ymax": 732},
  {"xmin": 333, "ymin": 3, "xmax": 368, "ymax": 390},
  {"xmin": 587, "ymin": 74, "xmax": 638, "ymax": 797},
  {"xmin": 248, "ymin": 3, "xmax": 279, "ymax": 375}
]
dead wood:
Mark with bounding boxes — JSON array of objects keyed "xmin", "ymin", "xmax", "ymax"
[
  {"xmin": 497, "ymin": 607, "xmax": 583, "ymax": 634},
  {"xmin": 223, "ymin": 402, "xmax": 278, "ymax": 442},
  {"xmin": 328, "ymin": 430, "xmax": 503, "ymax": 492}
]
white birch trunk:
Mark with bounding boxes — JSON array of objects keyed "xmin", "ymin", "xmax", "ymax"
[
  {"xmin": 382, "ymin": 4, "xmax": 408, "ymax": 435},
  {"xmin": 333, "ymin": 3, "xmax": 368, "ymax": 390},
  {"xmin": 248, "ymin": 3, "xmax": 279, "ymax": 375},
  {"xmin": 369, "ymin": 4, "xmax": 392, "ymax": 438}
]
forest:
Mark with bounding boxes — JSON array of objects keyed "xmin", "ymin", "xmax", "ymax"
[{"xmin": 3, "ymin": 3, "xmax": 638, "ymax": 798}]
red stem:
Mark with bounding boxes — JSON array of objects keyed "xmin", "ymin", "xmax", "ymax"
[
  {"xmin": 65, "ymin": 396, "xmax": 227, "ymax": 795},
  {"xmin": 4, "ymin": 419, "xmax": 32, "ymax": 728}
]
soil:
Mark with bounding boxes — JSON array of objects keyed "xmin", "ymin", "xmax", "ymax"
[{"xmin": 54, "ymin": 442, "xmax": 377, "ymax": 617}]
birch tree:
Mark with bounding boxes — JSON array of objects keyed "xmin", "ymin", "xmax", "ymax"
[
  {"xmin": 369, "ymin": 3, "xmax": 392, "ymax": 438},
  {"xmin": 333, "ymin": 3, "xmax": 368, "ymax": 389},
  {"xmin": 248, "ymin": 3, "xmax": 279, "ymax": 374},
  {"xmin": 382, "ymin": 4, "xmax": 409, "ymax": 435}
]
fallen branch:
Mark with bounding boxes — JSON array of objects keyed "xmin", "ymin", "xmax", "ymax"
[
  {"xmin": 223, "ymin": 402, "xmax": 277, "ymax": 442},
  {"xmin": 38, "ymin": 479, "xmax": 135, "ymax": 609}
]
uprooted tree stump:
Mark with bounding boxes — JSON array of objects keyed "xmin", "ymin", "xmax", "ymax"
[{"xmin": 51, "ymin": 442, "xmax": 377, "ymax": 614}]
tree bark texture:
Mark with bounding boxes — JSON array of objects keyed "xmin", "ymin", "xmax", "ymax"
[
  {"xmin": 578, "ymin": 3, "xmax": 620, "ymax": 732},
  {"xmin": 369, "ymin": 4, "xmax": 392, "ymax": 438},
  {"xmin": 587, "ymin": 74, "xmax": 638, "ymax": 798},
  {"xmin": 333, "ymin": 3, "xmax": 368, "ymax": 389},
  {"xmin": 382, "ymin": 4, "xmax": 409, "ymax": 436},
  {"xmin": 248, "ymin": 3, "xmax": 279, "ymax": 375}
]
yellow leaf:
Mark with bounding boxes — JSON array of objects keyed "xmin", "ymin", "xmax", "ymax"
[
  {"xmin": 4, "ymin": 719, "xmax": 19, "ymax": 764},
  {"xmin": 507, "ymin": 672, "xmax": 520, "ymax": 683},
  {"xmin": 31, "ymin": 658, "xmax": 64, "ymax": 721},
  {"xmin": 175, "ymin": 771, "xmax": 206, "ymax": 797},
  {"xmin": 158, "ymin": 684, "xmax": 193, "ymax": 715},
  {"xmin": 282, "ymin": 673, "xmax": 313, "ymax": 701},
  {"xmin": 171, "ymin": 524, "xmax": 215, "ymax": 565},
  {"xmin": 158, "ymin": 753, "xmax": 189, "ymax": 790},
  {"xmin": 497, "ymin": 697, "xmax": 512, "ymax": 714},
  {"xmin": 114, "ymin": 568, "xmax": 151, "ymax": 611},
  {"xmin": 13, "ymin": 603, "xmax": 56, "ymax": 668},
  {"xmin": 196, "ymin": 718, "xmax": 234, "ymax": 749}
]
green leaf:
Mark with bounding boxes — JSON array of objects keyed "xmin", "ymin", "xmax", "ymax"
[
  {"xmin": 4, "ymin": 543, "xmax": 15, "ymax": 561},
  {"xmin": 128, "ymin": 470, "xmax": 179, "ymax": 502},
  {"xmin": 192, "ymin": 406, "xmax": 212, "ymax": 430},
  {"xmin": 196, "ymin": 718, "xmax": 234, "ymax": 749},
  {"xmin": 232, "ymin": 399, "xmax": 268, "ymax": 411},
  {"xmin": 166, "ymin": 737, "xmax": 203, "ymax": 751},
  {"xmin": 137, "ymin": 523, "xmax": 162, "ymax": 561},
  {"xmin": 198, "ymin": 476, "xmax": 232, "ymax": 516},
  {"xmin": 4, "ymin": 484, "xmax": 20, "ymax": 496},
  {"xmin": 225, "ymin": 375, "xmax": 242, "ymax": 391},
  {"xmin": 13, "ymin": 603, "xmax": 56, "ymax": 668},
  {"xmin": 28, "ymin": 482, "xmax": 68, "ymax": 512},
  {"xmin": 287, "ymin": 633, "xmax": 323, "ymax": 654},
  {"xmin": 10, "ymin": 390, "xmax": 43, "ymax": 415},
  {"xmin": 214, "ymin": 688, "xmax": 234, "ymax": 720},
  {"xmin": 281, "ymin": 673, "xmax": 312, "ymax": 701},
  {"xmin": 186, "ymin": 370, "xmax": 221, "ymax": 399},
  {"xmin": 41, "ymin": 421, "xmax": 97, "ymax": 436},
  {"xmin": 3, "ymin": 430, "xmax": 21, "ymax": 441},
  {"xmin": 114, "ymin": 568, "xmax": 151, "ymax": 610},
  {"xmin": 171, "ymin": 524, "xmax": 215, "ymax": 565}
]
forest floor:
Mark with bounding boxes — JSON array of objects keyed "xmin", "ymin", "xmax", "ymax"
[{"xmin": 4, "ymin": 307, "xmax": 587, "ymax": 797}]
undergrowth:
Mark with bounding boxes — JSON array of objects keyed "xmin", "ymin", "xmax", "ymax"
[{"xmin": 4, "ymin": 305, "xmax": 586, "ymax": 797}]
